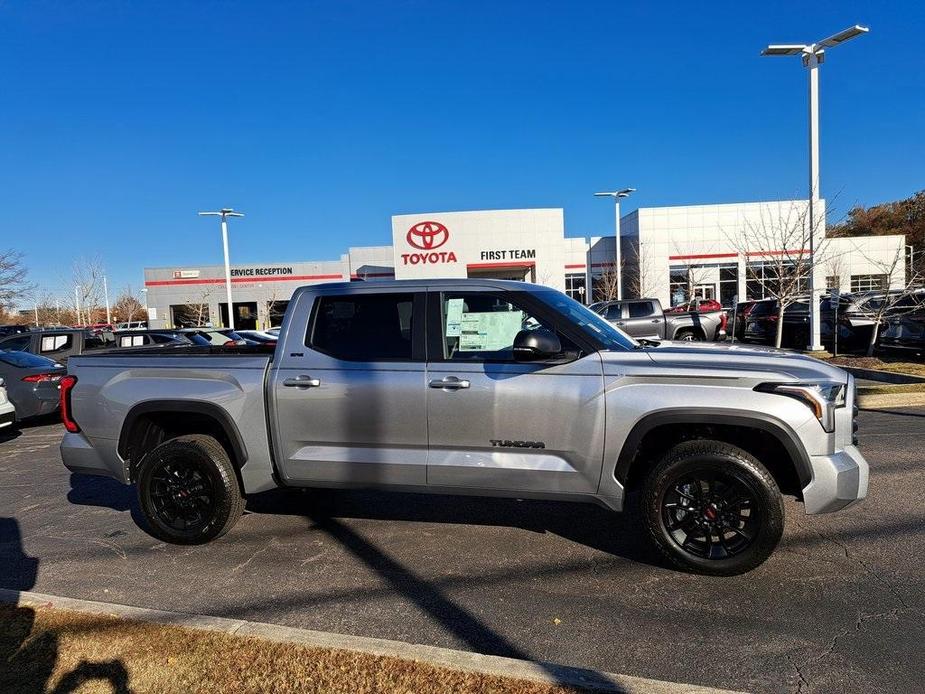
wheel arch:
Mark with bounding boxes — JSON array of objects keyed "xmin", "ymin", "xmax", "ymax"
[
  {"xmin": 615, "ymin": 409, "xmax": 812, "ymax": 497},
  {"xmin": 119, "ymin": 400, "xmax": 248, "ymax": 482}
]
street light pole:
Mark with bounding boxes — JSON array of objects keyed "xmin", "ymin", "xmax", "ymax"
[
  {"xmin": 103, "ymin": 275, "xmax": 112, "ymax": 325},
  {"xmin": 199, "ymin": 209, "xmax": 245, "ymax": 330},
  {"xmin": 762, "ymin": 24, "xmax": 868, "ymax": 351},
  {"xmin": 594, "ymin": 188, "xmax": 636, "ymax": 301}
]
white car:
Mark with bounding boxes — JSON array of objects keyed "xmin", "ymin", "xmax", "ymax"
[{"xmin": 0, "ymin": 378, "xmax": 16, "ymax": 430}]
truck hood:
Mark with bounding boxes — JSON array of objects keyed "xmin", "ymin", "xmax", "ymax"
[{"xmin": 608, "ymin": 341, "xmax": 849, "ymax": 383}]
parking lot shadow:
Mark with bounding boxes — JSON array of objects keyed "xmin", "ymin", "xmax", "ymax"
[
  {"xmin": 0, "ymin": 517, "xmax": 133, "ymax": 693},
  {"xmin": 246, "ymin": 487, "xmax": 663, "ymax": 569}
]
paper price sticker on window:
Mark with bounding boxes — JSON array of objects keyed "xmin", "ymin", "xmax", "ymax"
[
  {"xmin": 458, "ymin": 311, "xmax": 524, "ymax": 352},
  {"xmin": 445, "ymin": 298, "xmax": 464, "ymax": 337}
]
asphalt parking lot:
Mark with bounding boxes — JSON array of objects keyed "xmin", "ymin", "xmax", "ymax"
[{"xmin": 1, "ymin": 410, "xmax": 924, "ymax": 694}]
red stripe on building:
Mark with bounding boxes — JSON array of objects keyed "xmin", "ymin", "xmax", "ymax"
[
  {"xmin": 145, "ymin": 273, "xmax": 344, "ymax": 287},
  {"xmin": 466, "ymin": 261, "xmax": 536, "ymax": 270},
  {"xmin": 564, "ymin": 263, "xmax": 586, "ymax": 269},
  {"xmin": 668, "ymin": 252, "xmax": 739, "ymax": 261},
  {"xmin": 349, "ymin": 272, "xmax": 395, "ymax": 279}
]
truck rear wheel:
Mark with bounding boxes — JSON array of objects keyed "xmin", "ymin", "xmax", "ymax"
[
  {"xmin": 674, "ymin": 328, "xmax": 702, "ymax": 341},
  {"xmin": 136, "ymin": 434, "xmax": 245, "ymax": 545},
  {"xmin": 641, "ymin": 440, "xmax": 784, "ymax": 576}
]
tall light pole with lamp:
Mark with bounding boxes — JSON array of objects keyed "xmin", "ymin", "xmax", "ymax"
[
  {"xmin": 762, "ymin": 24, "xmax": 868, "ymax": 350},
  {"xmin": 198, "ymin": 208, "xmax": 244, "ymax": 330},
  {"xmin": 593, "ymin": 188, "xmax": 636, "ymax": 301}
]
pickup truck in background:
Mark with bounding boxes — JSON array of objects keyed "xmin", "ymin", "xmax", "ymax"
[
  {"xmin": 0, "ymin": 328, "xmax": 113, "ymax": 365},
  {"xmin": 60, "ymin": 279, "xmax": 866, "ymax": 576},
  {"xmin": 592, "ymin": 298, "xmax": 727, "ymax": 341}
]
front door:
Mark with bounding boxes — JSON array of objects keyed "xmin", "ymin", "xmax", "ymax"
[
  {"xmin": 425, "ymin": 290, "xmax": 606, "ymax": 494},
  {"xmin": 271, "ymin": 290, "xmax": 428, "ymax": 486}
]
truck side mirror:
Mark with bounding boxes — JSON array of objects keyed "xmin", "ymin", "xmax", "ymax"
[{"xmin": 513, "ymin": 328, "xmax": 562, "ymax": 362}]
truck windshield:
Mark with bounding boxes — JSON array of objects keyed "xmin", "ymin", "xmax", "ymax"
[{"xmin": 536, "ymin": 290, "xmax": 638, "ymax": 351}]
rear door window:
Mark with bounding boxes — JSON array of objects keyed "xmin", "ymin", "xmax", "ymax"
[
  {"xmin": 308, "ymin": 293, "xmax": 416, "ymax": 361},
  {"xmin": 40, "ymin": 334, "xmax": 72, "ymax": 354},
  {"xmin": 628, "ymin": 301, "xmax": 655, "ymax": 318}
]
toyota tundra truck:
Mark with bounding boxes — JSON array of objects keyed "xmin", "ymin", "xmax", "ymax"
[{"xmin": 59, "ymin": 279, "xmax": 867, "ymax": 575}]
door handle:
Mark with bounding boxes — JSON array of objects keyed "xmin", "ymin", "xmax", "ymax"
[
  {"xmin": 429, "ymin": 376, "xmax": 470, "ymax": 390},
  {"xmin": 651, "ymin": 319, "xmax": 660, "ymax": 323},
  {"xmin": 283, "ymin": 376, "xmax": 321, "ymax": 388}
]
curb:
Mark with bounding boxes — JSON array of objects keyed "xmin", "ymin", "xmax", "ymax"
[{"xmin": 0, "ymin": 588, "xmax": 739, "ymax": 694}]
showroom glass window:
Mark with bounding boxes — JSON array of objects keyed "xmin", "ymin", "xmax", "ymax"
[
  {"xmin": 850, "ymin": 274, "xmax": 888, "ymax": 293},
  {"xmin": 309, "ymin": 293, "xmax": 414, "ymax": 361}
]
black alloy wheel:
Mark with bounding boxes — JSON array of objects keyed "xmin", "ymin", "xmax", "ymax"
[
  {"xmin": 137, "ymin": 434, "xmax": 245, "ymax": 544},
  {"xmin": 641, "ymin": 440, "xmax": 785, "ymax": 575},
  {"xmin": 661, "ymin": 471, "xmax": 759, "ymax": 560}
]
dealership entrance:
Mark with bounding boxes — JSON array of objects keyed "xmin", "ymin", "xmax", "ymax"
[{"xmin": 466, "ymin": 263, "xmax": 536, "ymax": 282}]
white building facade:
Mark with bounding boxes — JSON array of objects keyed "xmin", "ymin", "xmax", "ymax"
[{"xmin": 143, "ymin": 202, "xmax": 906, "ymax": 329}]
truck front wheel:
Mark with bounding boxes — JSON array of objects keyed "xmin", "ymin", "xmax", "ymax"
[
  {"xmin": 641, "ymin": 440, "xmax": 784, "ymax": 575},
  {"xmin": 136, "ymin": 434, "xmax": 245, "ymax": 545}
]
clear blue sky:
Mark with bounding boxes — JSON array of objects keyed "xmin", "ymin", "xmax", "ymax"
[{"xmin": 1, "ymin": 1, "xmax": 922, "ymax": 301}]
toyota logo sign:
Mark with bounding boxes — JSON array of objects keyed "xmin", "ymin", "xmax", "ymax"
[{"xmin": 406, "ymin": 221, "xmax": 449, "ymax": 250}]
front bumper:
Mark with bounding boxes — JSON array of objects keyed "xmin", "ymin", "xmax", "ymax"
[{"xmin": 802, "ymin": 444, "xmax": 869, "ymax": 514}]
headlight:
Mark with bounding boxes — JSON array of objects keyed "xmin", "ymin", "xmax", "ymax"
[{"xmin": 755, "ymin": 381, "xmax": 845, "ymax": 433}]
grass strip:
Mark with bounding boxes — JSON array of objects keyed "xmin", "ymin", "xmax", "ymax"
[{"xmin": 0, "ymin": 604, "xmax": 586, "ymax": 694}]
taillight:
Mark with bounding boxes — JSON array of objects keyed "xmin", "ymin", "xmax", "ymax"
[
  {"xmin": 22, "ymin": 373, "xmax": 63, "ymax": 383},
  {"xmin": 222, "ymin": 340, "xmax": 237, "ymax": 347},
  {"xmin": 719, "ymin": 312, "xmax": 728, "ymax": 331},
  {"xmin": 60, "ymin": 375, "xmax": 80, "ymax": 433}
]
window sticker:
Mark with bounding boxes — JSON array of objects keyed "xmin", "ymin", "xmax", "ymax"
[
  {"xmin": 445, "ymin": 298, "xmax": 464, "ymax": 337},
  {"xmin": 458, "ymin": 311, "xmax": 524, "ymax": 352}
]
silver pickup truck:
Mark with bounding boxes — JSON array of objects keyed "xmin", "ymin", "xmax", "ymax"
[
  {"xmin": 592, "ymin": 298, "xmax": 727, "ymax": 342},
  {"xmin": 60, "ymin": 279, "xmax": 867, "ymax": 575}
]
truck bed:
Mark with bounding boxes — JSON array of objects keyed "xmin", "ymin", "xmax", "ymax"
[{"xmin": 63, "ymin": 349, "xmax": 278, "ymax": 493}]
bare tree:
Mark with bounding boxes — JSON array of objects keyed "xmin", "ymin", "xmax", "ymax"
[
  {"xmin": 72, "ymin": 255, "xmax": 106, "ymax": 325},
  {"xmin": 592, "ymin": 261, "xmax": 621, "ymax": 302},
  {"xmin": 0, "ymin": 249, "xmax": 34, "ymax": 310},
  {"xmin": 625, "ymin": 242, "xmax": 656, "ymax": 299},
  {"xmin": 728, "ymin": 203, "xmax": 828, "ymax": 348},
  {"xmin": 113, "ymin": 285, "xmax": 145, "ymax": 325}
]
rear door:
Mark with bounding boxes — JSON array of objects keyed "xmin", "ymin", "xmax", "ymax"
[
  {"xmin": 621, "ymin": 300, "xmax": 662, "ymax": 338},
  {"xmin": 425, "ymin": 289, "xmax": 605, "ymax": 494},
  {"xmin": 270, "ymin": 289, "xmax": 428, "ymax": 486}
]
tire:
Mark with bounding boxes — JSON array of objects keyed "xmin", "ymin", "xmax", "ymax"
[
  {"xmin": 136, "ymin": 434, "xmax": 245, "ymax": 545},
  {"xmin": 674, "ymin": 329, "xmax": 703, "ymax": 342},
  {"xmin": 641, "ymin": 440, "xmax": 784, "ymax": 576}
]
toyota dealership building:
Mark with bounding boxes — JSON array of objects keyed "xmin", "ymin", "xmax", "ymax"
[{"xmin": 143, "ymin": 202, "xmax": 905, "ymax": 330}]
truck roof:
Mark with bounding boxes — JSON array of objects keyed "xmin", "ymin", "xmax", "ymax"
[{"xmin": 294, "ymin": 278, "xmax": 550, "ymax": 294}]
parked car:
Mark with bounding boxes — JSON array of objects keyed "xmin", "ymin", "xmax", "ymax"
[
  {"xmin": 0, "ymin": 351, "xmax": 65, "ymax": 420},
  {"xmin": 178, "ymin": 328, "xmax": 248, "ymax": 346},
  {"xmin": 665, "ymin": 298, "xmax": 723, "ymax": 314},
  {"xmin": 61, "ymin": 279, "xmax": 866, "ymax": 576},
  {"xmin": 880, "ymin": 308, "xmax": 925, "ymax": 356},
  {"xmin": 593, "ymin": 298, "xmax": 727, "ymax": 341},
  {"xmin": 0, "ymin": 378, "xmax": 14, "ymax": 430},
  {"xmin": 236, "ymin": 330, "xmax": 278, "ymax": 344},
  {"xmin": 113, "ymin": 329, "xmax": 193, "ymax": 349},
  {"xmin": 115, "ymin": 321, "xmax": 148, "ymax": 331},
  {"xmin": 0, "ymin": 328, "xmax": 113, "ymax": 365}
]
